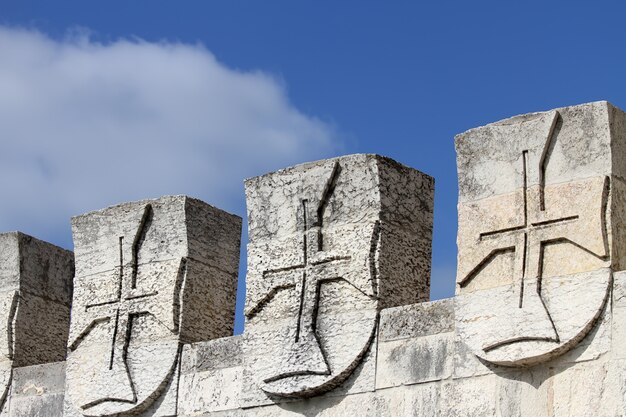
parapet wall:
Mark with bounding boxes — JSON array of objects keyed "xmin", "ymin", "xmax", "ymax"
[
  {"xmin": 12, "ymin": 283, "xmax": 625, "ymax": 417},
  {"xmin": 1, "ymin": 101, "xmax": 625, "ymax": 417}
]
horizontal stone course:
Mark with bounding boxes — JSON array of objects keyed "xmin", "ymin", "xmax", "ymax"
[{"xmin": 378, "ymin": 298, "xmax": 454, "ymax": 342}]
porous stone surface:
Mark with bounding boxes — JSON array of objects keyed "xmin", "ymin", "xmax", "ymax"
[
  {"xmin": 178, "ymin": 336, "xmax": 244, "ymax": 415},
  {"xmin": 242, "ymin": 154, "xmax": 434, "ymax": 401},
  {"xmin": 455, "ymin": 102, "xmax": 622, "ymax": 366},
  {"xmin": 7, "ymin": 362, "xmax": 66, "ymax": 417},
  {"xmin": 64, "ymin": 196, "xmax": 241, "ymax": 417},
  {"xmin": 5, "ymin": 102, "xmax": 626, "ymax": 417},
  {"xmin": 0, "ymin": 232, "xmax": 73, "ymax": 415},
  {"xmin": 376, "ymin": 300, "xmax": 455, "ymax": 389}
]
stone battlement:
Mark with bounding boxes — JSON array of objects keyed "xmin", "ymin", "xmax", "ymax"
[{"xmin": 1, "ymin": 101, "xmax": 625, "ymax": 416}]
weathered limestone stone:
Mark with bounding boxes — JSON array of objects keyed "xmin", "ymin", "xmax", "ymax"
[
  {"xmin": 178, "ymin": 336, "xmax": 244, "ymax": 414},
  {"xmin": 242, "ymin": 154, "xmax": 434, "ymax": 400},
  {"xmin": 441, "ymin": 374, "xmax": 499, "ymax": 416},
  {"xmin": 64, "ymin": 196, "xmax": 241, "ymax": 417},
  {"xmin": 8, "ymin": 362, "xmax": 66, "ymax": 417},
  {"xmin": 378, "ymin": 298, "xmax": 454, "ymax": 341},
  {"xmin": 377, "ymin": 299, "xmax": 454, "ymax": 390},
  {"xmin": 5, "ymin": 101, "xmax": 626, "ymax": 417},
  {"xmin": 612, "ymin": 271, "xmax": 626, "ymax": 360},
  {"xmin": 454, "ymin": 101, "xmax": 626, "ymax": 366},
  {"xmin": 0, "ymin": 232, "xmax": 73, "ymax": 414}
]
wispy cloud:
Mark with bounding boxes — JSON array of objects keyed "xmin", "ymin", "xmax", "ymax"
[{"xmin": 0, "ymin": 27, "xmax": 342, "ymax": 247}]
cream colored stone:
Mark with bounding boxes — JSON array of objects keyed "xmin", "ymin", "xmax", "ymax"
[
  {"xmin": 549, "ymin": 360, "xmax": 626, "ymax": 417},
  {"xmin": 611, "ymin": 271, "xmax": 626, "ymax": 360},
  {"xmin": 455, "ymin": 104, "xmax": 616, "ymax": 366},
  {"xmin": 441, "ymin": 375, "xmax": 498, "ymax": 416},
  {"xmin": 457, "ymin": 270, "xmax": 610, "ymax": 366}
]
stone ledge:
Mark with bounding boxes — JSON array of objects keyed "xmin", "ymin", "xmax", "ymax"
[{"xmin": 378, "ymin": 298, "xmax": 454, "ymax": 342}]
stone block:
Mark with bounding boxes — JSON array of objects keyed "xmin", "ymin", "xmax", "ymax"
[
  {"xmin": 181, "ymin": 335, "xmax": 243, "ymax": 375},
  {"xmin": 8, "ymin": 362, "xmax": 66, "ymax": 417},
  {"xmin": 210, "ymin": 390, "xmax": 403, "ymax": 417},
  {"xmin": 454, "ymin": 102, "xmax": 626, "ymax": 367},
  {"xmin": 378, "ymin": 298, "xmax": 454, "ymax": 342},
  {"xmin": 376, "ymin": 332, "xmax": 453, "ymax": 389},
  {"xmin": 0, "ymin": 233, "xmax": 73, "ymax": 367},
  {"xmin": 452, "ymin": 335, "xmax": 494, "ymax": 379},
  {"xmin": 64, "ymin": 196, "xmax": 241, "ymax": 417},
  {"xmin": 241, "ymin": 328, "xmax": 379, "ymax": 409},
  {"xmin": 377, "ymin": 299, "xmax": 455, "ymax": 390},
  {"xmin": 0, "ymin": 232, "xmax": 73, "ymax": 415},
  {"xmin": 553, "ymin": 292, "xmax": 611, "ymax": 365},
  {"xmin": 612, "ymin": 271, "xmax": 626, "ymax": 359},
  {"xmin": 441, "ymin": 372, "xmax": 556, "ymax": 417},
  {"xmin": 441, "ymin": 375, "xmax": 499, "ymax": 417},
  {"xmin": 549, "ymin": 360, "xmax": 626, "ymax": 417},
  {"xmin": 178, "ymin": 366, "xmax": 243, "ymax": 415},
  {"xmin": 242, "ymin": 154, "xmax": 434, "ymax": 400},
  {"xmin": 178, "ymin": 336, "xmax": 244, "ymax": 414},
  {"xmin": 493, "ymin": 367, "xmax": 551, "ymax": 417},
  {"xmin": 206, "ymin": 383, "xmax": 444, "ymax": 417},
  {"xmin": 386, "ymin": 383, "xmax": 442, "ymax": 417}
]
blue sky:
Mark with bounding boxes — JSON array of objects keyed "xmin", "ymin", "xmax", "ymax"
[{"xmin": 1, "ymin": 1, "xmax": 626, "ymax": 334}]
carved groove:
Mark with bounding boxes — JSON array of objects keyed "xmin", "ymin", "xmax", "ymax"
[
  {"xmin": 131, "ymin": 204, "xmax": 153, "ymax": 289},
  {"xmin": 459, "ymin": 247, "xmax": 516, "ymax": 288},
  {"xmin": 172, "ymin": 257, "xmax": 187, "ymax": 335},
  {"xmin": 369, "ymin": 221, "xmax": 382, "ymax": 297},
  {"xmin": 538, "ymin": 111, "xmax": 560, "ymax": 211},
  {"xmin": 483, "ymin": 335, "xmax": 558, "ymax": 352},
  {"xmin": 6, "ymin": 292, "xmax": 18, "ymax": 361},
  {"xmin": 248, "ymin": 161, "xmax": 380, "ymax": 396},
  {"xmin": 72, "ymin": 203, "xmax": 179, "ymax": 413}
]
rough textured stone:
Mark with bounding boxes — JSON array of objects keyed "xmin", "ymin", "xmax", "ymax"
[
  {"xmin": 455, "ymin": 102, "xmax": 622, "ymax": 366},
  {"xmin": 441, "ymin": 375, "xmax": 499, "ymax": 417},
  {"xmin": 5, "ymin": 101, "xmax": 626, "ymax": 417},
  {"xmin": 8, "ymin": 362, "xmax": 66, "ymax": 417},
  {"xmin": 0, "ymin": 232, "xmax": 73, "ymax": 414},
  {"xmin": 378, "ymin": 298, "xmax": 454, "ymax": 342},
  {"xmin": 610, "ymin": 270, "xmax": 626, "ymax": 364},
  {"xmin": 179, "ymin": 366, "xmax": 243, "ymax": 415},
  {"xmin": 181, "ymin": 336, "xmax": 243, "ymax": 375},
  {"xmin": 242, "ymin": 154, "xmax": 434, "ymax": 400},
  {"xmin": 178, "ymin": 337, "xmax": 244, "ymax": 414},
  {"xmin": 376, "ymin": 332, "xmax": 453, "ymax": 389},
  {"xmin": 64, "ymin": 196, "xmax": 241, "ymax": 417}
]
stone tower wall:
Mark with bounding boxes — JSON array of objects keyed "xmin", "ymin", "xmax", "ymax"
[{"xmin": 1, "ymin": 101, "xmax": 624, "ymax": 417}]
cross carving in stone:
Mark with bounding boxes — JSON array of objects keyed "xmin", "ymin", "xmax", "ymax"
[
  {"xmin": 457, "ymin": 111, "xmax": 609, "ymax": 352},
  {"xmin": 70, "ymin": 204, "xmax": 161, "ymax": 408},
  {"xmin": 464, "ymin": 150, "xmax": 578, "ymax": 307},
  {"xmin": 245, "ymin": 163, "xmax": 355, "ymax": 382}
]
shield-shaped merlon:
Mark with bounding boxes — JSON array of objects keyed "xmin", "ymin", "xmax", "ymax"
[
  {"xmin": 0, "ymin": 232, "xmax": 73, "ymax": 413},
  {"xmin": 65, "ymin": 195, "xmax": 241, "ymax": 417},
  {"xmin": 242, "ymin": 154, "xmax": 434, "ymax": 400},
  {"xmin": 454, "ymin": 101, "xmax": 626, "ymax": 367}
]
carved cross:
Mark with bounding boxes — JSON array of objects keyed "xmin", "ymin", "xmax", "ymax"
[
  {"xmin": 70, "ymin": 204, "xmax": 161, "ymax": 407},
  {"xmin": 461, "ymin": 150, "xmax": 578, "ymax": 307},
  {"xmin": 245, "ymin": 163, "xmax": 355, "ymax": 381},
  {"xmin": 457, "ymin": 111, "xmax": 609, "ymax": 352}
]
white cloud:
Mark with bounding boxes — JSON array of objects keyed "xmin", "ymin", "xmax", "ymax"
[{"xmin": 0, "ymin": 27, "xmax": 342, "ymax": 247}]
